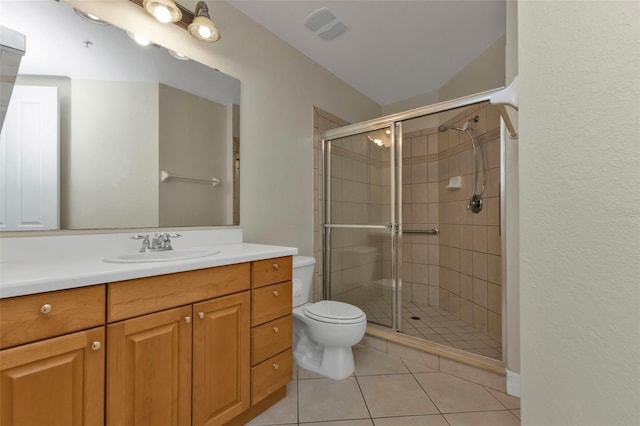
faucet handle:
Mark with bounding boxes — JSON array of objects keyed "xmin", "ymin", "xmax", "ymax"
[{"xmin": 131, "ymin": 234, "xmax": 150, "ymax": 252}]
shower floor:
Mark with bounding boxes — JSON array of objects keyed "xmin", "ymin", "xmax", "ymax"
[{"xmin": 359, "ymin": 295, "xmax": 502, "ymax": 360}]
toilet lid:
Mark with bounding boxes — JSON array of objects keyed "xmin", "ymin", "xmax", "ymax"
[{"xmin": 304, "ymin": 301, "xmax": 365, "ymax": 324}]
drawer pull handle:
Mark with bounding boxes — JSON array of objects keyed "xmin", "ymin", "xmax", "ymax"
[
  {"xmin": 273, "ymin": 290, "xmax": 280, "ymax": 296},
  {"xmin": 272, "ymin": 263, "xmax": 279, "ymax": 270},
  {"xmin": 273, "ymin": 326, "xmax": 280, "ymax": 333},
  {"xmin": 91, "ymin": 341, "xmax": 102, "ymax": 351},
  {"xmin": 185, "ymin": 316, "xmax": 192, "ymax": 324},
  {"xmin": 272, "ymin": 363, "xmax": 279, "ymax": 370},
  {"xmin": 40, "ymin": 304, "xmax": 52, "ymax": 314},
  {"xmin": 198, "ymin": 312, "xmax": 205, "ymax": 319}
]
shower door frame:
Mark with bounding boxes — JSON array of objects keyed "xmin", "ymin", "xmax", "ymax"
[
  {"xmin": 322, "ymin": 124, "xmax": 400, "ymax": 330},
  {"xmin": 322, "ymin": 88, "xmax": 508, "ymax": 360}
]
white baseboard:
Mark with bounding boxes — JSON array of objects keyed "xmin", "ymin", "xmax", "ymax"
[{"xmin": 506, "ymin": 369, "xmax": 521, "ymax": 397}]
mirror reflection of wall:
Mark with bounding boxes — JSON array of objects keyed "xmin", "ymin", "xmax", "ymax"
[{"xmin": 0, "ymin": 0, "xmax": 240, "ymax": 231}]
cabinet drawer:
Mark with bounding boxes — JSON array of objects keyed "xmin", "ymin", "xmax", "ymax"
[
  {"xmin": 251, "ymin": 348, "xmax": 292, "ymax": 405},
  {"xmin": 252, "ymin": 281, "xmax": 292, "ymax": 326},
  {"xmin": 0, "ymin": 285, "xmax": 106, "ymax": 349},
  {"xmin": 252, "ymin": 315, "xmax": 292, "ymax": 365},
  {"xmin": 108, "ymin": 263, "xmax": 250, "ymax": 322},
  {"xmin": 252, "ymin": 256, "xmax": 292, "ymax": 288}
]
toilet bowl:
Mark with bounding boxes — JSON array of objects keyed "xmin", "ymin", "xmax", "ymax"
[{"xmin": 292, "ymin": 256, "xmax": 367, "ymax": 380}]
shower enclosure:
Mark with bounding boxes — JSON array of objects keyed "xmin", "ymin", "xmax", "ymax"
[{"xmin": 322, "ymin": 89, "xmax": 505, "ymax": 361}]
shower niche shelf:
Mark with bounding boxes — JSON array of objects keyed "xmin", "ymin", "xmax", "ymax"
[{"xmin": 445, "ymin": 176, "xmax": 462, "ymax": 190}]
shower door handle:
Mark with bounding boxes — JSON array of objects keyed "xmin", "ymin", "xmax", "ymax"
[{"xmin": 385, "ymin": 222, "xmax": 399, "ymax": 233}]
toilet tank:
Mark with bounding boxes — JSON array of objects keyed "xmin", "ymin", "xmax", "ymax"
[{"xmin": 292, "ymin": 256, "xmax": 315, "ymax": 307}]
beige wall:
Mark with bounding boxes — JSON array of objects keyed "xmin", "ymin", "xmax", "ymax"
[
  {"xmin": 382, "ymin": 90, "xmax": 440, "ymax": 116},
  {"xmin": 439, "ymin": 35, "xmax": 506, "ymax": 103},
  {"xmin": 159, "ymin": 84, "xmax": 230, "ymax": 226},
  {"xmin": 519, "ymin": 1, "xmax": 640, "ymax": 424},
  {"xmin": 68, "ymin": 79, "xmax": 159, "ymax": 229},
  {"xmin": 64, "ymin": 0, "xmax": 381, "ymax": 256},
  {"xmin": 382, "ymin": 35, "xmax": 506, "ymax": 116}
]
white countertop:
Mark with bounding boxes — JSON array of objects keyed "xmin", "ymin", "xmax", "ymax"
[{"xmin": 0, "ymin": 231, "xmax": 298, "ymax": 298}]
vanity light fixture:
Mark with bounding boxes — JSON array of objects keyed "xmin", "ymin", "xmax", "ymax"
[
  {"xmin": 126, "ymin": 31, "xmax": 153, "ymax": 46},
  {"xmin": 143, "ymin": 0, "xmax": 182, "ymax": 24},
  {"xmin": 188, "ymin": 2, "xmax": 220, "ymax": 42},
  {"xmin": 74, "ymin": 8, "xmax": 110, "ymax": 25},
  {"xmin": 168, "ymin": 49, "xmax": 190, "ymax": 60}
]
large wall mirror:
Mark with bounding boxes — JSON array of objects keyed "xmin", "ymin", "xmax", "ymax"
[{"xmin": 0, "ymin": 0, "xmax": 240, "ymax": 231}]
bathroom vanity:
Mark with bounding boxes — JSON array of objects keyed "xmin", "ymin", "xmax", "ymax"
[{"xmin": 0, "ymin": 231, "xmax": 296, "ymax": 426}]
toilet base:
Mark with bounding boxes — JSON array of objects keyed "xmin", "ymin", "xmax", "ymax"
[{"xmin": 294, "ymin": 343, "xmax": 356, "ymax": 380}]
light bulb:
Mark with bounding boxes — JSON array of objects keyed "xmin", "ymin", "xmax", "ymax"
[
  {"xmin": 198, "ymin": 25, "xmax": 212, "ymax": 39},
  {"xmin": 153, "ymin": 5, "xmax": 172, "ymax": 23},
  {"xmin": 133, "ymin": 33, "xmax": 151, "ymax": 46}
]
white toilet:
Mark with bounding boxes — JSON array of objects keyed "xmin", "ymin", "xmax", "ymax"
[{"xmin": 292, "ymin": 256, "xmax": 367, "ymax": 380}]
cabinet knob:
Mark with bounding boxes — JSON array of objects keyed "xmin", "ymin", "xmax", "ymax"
[
  {"xmin": 198, "ymin": 312, "xmax": 205, "ymax": 319},
  {"xmin": 272, "ymin": 263, "xmax": 279, "ymax": 270},
  {"xmin": 273, "ymin": 290, "xmax": 280, "ymax": 297},
  {"xmin": 40, "ymin": 304, "xmax": 52, "ymax": 314},
  {"xmin": 273, "ymin": 326, "xmax": 280, "ymax": 333},
  {"xmin": 272, "ymin": 363, "xmax": 279, "ymax": 370},
  {"xmin": 185, "ymin": 316, "xmax": 192, "ymax": 324},
  {"xmin": 91, "ymin": 341, "xmax": 102, "ymax": 351}
]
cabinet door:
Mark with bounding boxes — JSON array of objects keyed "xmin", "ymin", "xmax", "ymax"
[
  {"xmin": 193, "ymin": 291, "xmax": 250, "ymax": 426},
  {"xmin": 0, "ymin": 327, "xmax": 105, "ymax": 426},
  {"xmin": 107, "ymin": 306, "xmax": 192, "ymax": 426}
]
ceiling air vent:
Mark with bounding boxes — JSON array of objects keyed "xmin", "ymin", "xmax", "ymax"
[{"xmin": 303, "ymin": 7, "xmax": 347, "ymax": 41}]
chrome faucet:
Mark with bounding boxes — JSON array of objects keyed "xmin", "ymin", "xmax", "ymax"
[{"xmin": 131, "ymin": 233, "xmax": 181, "ymax": 252}]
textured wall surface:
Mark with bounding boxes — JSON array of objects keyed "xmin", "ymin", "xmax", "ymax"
[{"xmin": 519, "ymin": 1, "xmax": 640, "ymax": 424}]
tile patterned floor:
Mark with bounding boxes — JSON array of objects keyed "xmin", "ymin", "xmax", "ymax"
[
  {"xmin": 247, "ymin": 346, "xmax": 520, "ymax": 426},
  {"xmin": 360, "ymin": 297, "xmax": 502, "ymax": 360}
]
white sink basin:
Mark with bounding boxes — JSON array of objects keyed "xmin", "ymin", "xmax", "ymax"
[{"xmin": 104, "ymin": 248, "xmax": 219, "ymax": 263}]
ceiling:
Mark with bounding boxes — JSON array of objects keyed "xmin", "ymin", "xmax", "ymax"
[{"xmin": 227, "ymin": 0, "xmax": 506, "ymax": 106}]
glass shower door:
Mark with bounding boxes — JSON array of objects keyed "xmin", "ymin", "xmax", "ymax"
[{"xmin": 323, "ymin": 126, "xmax": 399, "ymax": 329}]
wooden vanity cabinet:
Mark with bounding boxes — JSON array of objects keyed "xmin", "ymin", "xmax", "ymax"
[
  {"xmin": 0, "ymin": 256, "xmax": 293, "ymax": 426},
  {"xmin": 106, "ymin": 263, "xmax": 253, "ymax": 426},
  {"xmin": 250, "ymin": 257, "xmax": 293, "ymax": 405},
  {"xmin": 0, "ymin": 286, "xmax": 106, "ymax": 426}
]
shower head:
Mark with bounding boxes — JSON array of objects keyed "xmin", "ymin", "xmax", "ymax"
[
  {"xmin": 438, "ymin": 115, "xmax": 479, "ymax": 133},
  {"xmin": 438, "ymin": 125, "xmax": 463, "ymax": 133}
]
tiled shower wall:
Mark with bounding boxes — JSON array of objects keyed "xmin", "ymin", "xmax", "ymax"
[
  {"xmin": 312, "ymin": 107, "xmax": 349, "ymax": 303},
  {"xmin": 403, "ymin": 102, "xmax": 502, "ymax": 343},
  {"xmin": 314, "ymin": 108, "xmax": 392, "ymax": 305},
  {"xmin": 314, "ymin": 103, "xmax": 503, "ymax": 345}
]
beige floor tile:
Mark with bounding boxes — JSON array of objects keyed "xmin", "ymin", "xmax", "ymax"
[
  {"xmin": 353, "ymin": 347, "xmax": 411, "ymax": 376},
  {"xmin": 444, "ymin": 410, "xmax": 520, "ymax": 426},
  {"xmin": 402, "ymin": 358, "xmax": 438, "ymax": 373},
  {"xmin": 302, "ymin": 420, "xmax": 373, "ymax": 426},
  {"xmin": 357, "ymin": 374, "xmax": 438, "ymax": 418},
  {"xmin": 373, "ymin": 414, "xmax": 449, "ymax": 426},
  {"xmin": 511, "ymin": 409, "xmax": 521, "ymax": 419},
  {"xmin": 247, "ymin": 381, "xmax": 298, "ymax": 426},
  {"xmin": 413, "ymin": 372, "xmax": 504, "ymax": 413},
  {"xmin": 438, "ymin": 357, "xmax": 506, "ymax": 392},
  {"xmin": 298, "ymin": 377, "xmax": 369, "ymax": 423},
  {"xmin": 486, "ymin": 387, "xmax": 521, "ymax": 409},
  {"xmin": 297, "ymin": 365, "xmax": 334, "ymax": 380}
]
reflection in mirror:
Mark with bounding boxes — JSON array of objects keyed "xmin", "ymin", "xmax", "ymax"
[{"xmin": 0, "ymin": 0, "xmax": 240, "ymax": 231}]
